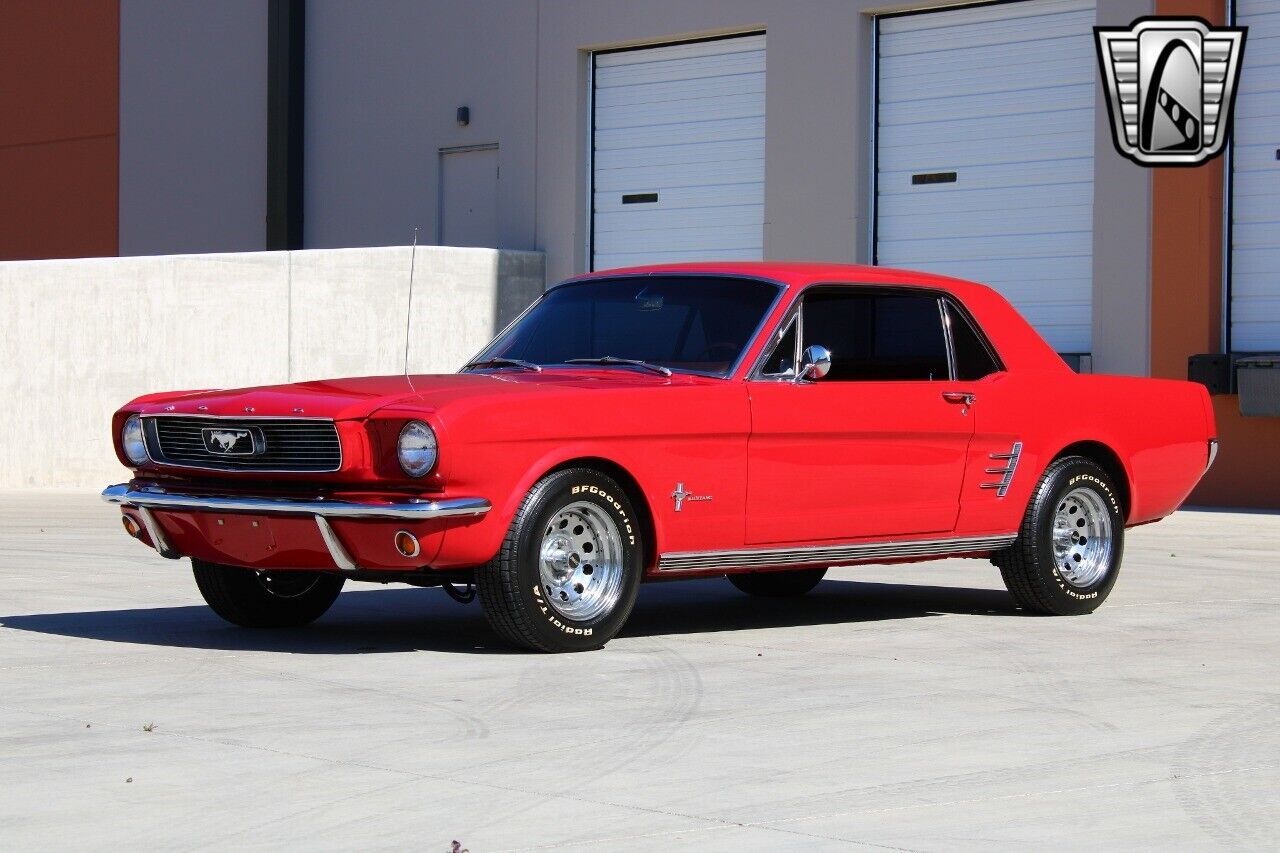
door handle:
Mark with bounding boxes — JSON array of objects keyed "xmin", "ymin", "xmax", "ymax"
[{"xmin": 942, "ymin": 391, "xmax": 976, "ymax": 405}]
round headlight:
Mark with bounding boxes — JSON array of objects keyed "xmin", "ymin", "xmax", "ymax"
[
  {"xmin": 122, "ymin": 414, "xmax": 148, "ymax": 465},
  {"xmin": 397, "ymin": 420, "xmax": 438, "ymax": 478}
]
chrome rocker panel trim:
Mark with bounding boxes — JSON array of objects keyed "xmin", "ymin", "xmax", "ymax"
[
  {"xmin": 658, "ymin": 532, "xmax": 1018, "ymax": 573},
  {"xmin": 102, "ymin": 484, "xmax": 491, "ymax": 571}
]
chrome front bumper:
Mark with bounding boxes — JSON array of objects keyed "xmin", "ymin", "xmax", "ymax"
[{"xmin": 101, "ymin": 484, "xmax": 491, "ymax": 570}]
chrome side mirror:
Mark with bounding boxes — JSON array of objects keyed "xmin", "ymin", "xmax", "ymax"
[{"xmin": 798, "ymin": 344, "xmax": 832, "ymax": 382}]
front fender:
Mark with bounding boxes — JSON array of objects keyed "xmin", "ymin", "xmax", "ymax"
[{"xmin": 429, "ymin": 441, "xmax": 668, "ymax": 570}]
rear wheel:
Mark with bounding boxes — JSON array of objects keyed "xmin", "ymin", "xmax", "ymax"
[
  {"xmin": 192, "ymin": 559, "xmax": 345, "ymax": 627},
  {"xmin": 993, "ymin": 456, "xmax": 1124, "ymax": 615},
  {"xmin": 728, "ymin": 568, "xmax": 827, "ymax": 597},
  {"xmin": 476, "ymin": 468, "xmax": 643, "ymax": 652}
]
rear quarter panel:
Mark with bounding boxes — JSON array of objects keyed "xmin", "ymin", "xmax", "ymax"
[
  {"xmin": 956, "ymin": 371, "xmax": 1213, "ymax": 534},
  {"xmin": 1078, "ymin": 374, "xmax": 1214, "ymax": 523}
]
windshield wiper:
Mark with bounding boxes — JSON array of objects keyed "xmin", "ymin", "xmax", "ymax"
[
  {"xmin": 564, "ymin": 356, "xmax": 673, "ymax": 376},
  {"xmin": 463, "ymin": 357, "xmax": 542, "ymax": 372}
]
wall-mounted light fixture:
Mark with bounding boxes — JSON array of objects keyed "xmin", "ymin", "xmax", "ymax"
[{"xmin": 456, "ymin": 106, "xmax": 470, "ymax": 127}]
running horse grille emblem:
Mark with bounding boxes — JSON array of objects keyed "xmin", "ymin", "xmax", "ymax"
[
  {"xmin": 1095, "ymin": 17, "xmax": 1247, "ymax": 166},
  {"xmin": 201, "ymin": 428, "xmax": 261, "ymax": 456}
]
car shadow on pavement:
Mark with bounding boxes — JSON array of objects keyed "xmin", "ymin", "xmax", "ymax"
[{"xmin": 0, "ymin": 577, "xmax": 1020, "ymax": 655}]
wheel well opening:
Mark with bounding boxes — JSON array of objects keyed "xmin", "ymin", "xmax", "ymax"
[
  {"xmin": 545, "ymin": 457, "xmax": 658, "ymax": 571},
  {"xmin": 1054, "ymin": 441, "xmax": 1131, "ymax": 520}
]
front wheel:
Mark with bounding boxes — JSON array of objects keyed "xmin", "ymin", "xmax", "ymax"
[
  {"xmin": 192, "ymin": 560, "xmax": 345, "ymax": 627},
  {"xmin": 992, "ymin": 456, "xmax": 1124, "ymax": 615},
  {"xmin": 476, "ymin": 468, "xmax": 643, "ymax": 652}
]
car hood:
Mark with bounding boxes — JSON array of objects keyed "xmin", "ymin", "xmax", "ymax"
[{"xmin": 128, "ymin": 371, "xmax": 709, "ymax": 420}]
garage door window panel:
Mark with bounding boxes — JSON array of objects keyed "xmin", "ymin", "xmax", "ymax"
[
  {"xmin": 1230, "ymin": 2, "xmax": 1280, "ymax": 352},
  {"xmin": 592, "ymin": 35, "xmax": 766, "ymax": 269},
  {"xmin": 875, "ymin": 0, "xmax": 1097, "ymax": 355}
]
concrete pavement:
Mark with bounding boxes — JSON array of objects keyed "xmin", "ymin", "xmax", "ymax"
[{"xmin": 1, "ymin": 491, "xmax": 1277, "ymax": 850}]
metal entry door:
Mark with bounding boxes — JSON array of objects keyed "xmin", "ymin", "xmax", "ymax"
[{"xmin": 439, "ymin": 145, "xmax": 498, "ymax": 248}]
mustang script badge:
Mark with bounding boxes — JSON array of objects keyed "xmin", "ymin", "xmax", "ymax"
[
  {"xmin": 1095, "ymin": 17, "xmax": 1246, "ymax": 166},
  {"xmin": 670, "ymin": 482, "xmax": 712, "ymax": 512}
]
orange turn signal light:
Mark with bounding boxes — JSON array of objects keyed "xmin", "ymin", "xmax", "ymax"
[
  {"xmin": 122, "ymin": 515, "xmax": 142, "ymax": 538},
  {"xmin": 394, "ymin": 530, "xmax": 420, "ymax": 559}
]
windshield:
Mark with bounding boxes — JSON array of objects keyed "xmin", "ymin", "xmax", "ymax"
[{"xmin": 468, "ymin": 276, "xmax": 781, "ymax": 377}]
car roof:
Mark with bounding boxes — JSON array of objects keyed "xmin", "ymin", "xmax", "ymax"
[
  {"xmin": 564, "ymin": 261, "xmax": 1067, "ymax": 375},
  {"xmin": 565, "ymin": 260, "xmax": 998, "ymax": 300}
]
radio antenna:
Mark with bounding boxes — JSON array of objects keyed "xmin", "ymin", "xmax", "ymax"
[{"xmin": 403, "ymin": 227, "xmax": 419, "ymax": 376}]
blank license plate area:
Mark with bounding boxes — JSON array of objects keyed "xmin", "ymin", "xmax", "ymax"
[{"xmin": 195, "ymin": 514, "xmax": 280, "ymax": 562}]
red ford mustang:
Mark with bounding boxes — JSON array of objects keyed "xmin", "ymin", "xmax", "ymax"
[{"xmin": 105, "ymin": 262, "xmax": 1217, "ymax": 651}]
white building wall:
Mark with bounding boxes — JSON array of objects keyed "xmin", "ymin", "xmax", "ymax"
[{"xmin": 0, "ymin": 248, "xmax": 544, "ymax": 488}]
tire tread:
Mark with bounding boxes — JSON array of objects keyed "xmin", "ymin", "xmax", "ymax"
[
  {"xmin": 192, "ymin": 559, "xmax": 344, "ymax": 628},
  {"xmin": 475, "ymin": 481, "xmax": 553, "ymax": 651}
]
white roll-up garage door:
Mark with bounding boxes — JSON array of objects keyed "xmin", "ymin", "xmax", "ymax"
[
  {"xmin": 591, "ymin": 34, "xmax": 765, "ymax": 270},
  {"xmin": 876, "ymin": 0, "xmax": 1096, "ymax": 354},
  {"xmin": 1231, "ymin": 2, "xmax": 1280, "ymax": 352}
]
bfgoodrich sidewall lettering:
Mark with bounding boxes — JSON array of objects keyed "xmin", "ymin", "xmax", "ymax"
[
  {"xmin": 519, "ymin": 470, "xmax": 643, "ymax": 649},
  {"xmin": 570, "ymin": 483, "xmax": 636, "ymax": 546},
  {"xmin": 1041, "ymin": 462, "xmax": 1124, "ymax": 611}
]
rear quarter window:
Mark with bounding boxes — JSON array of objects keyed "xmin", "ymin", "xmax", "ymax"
[{"xmin": 947, "ymin": 300, "xmax": 1003, "ymax": 380}]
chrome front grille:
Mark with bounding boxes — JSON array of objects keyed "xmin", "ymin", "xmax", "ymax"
[{"xmin": 141, "ymin": 416, "xmax": 342, "ymax": 473}]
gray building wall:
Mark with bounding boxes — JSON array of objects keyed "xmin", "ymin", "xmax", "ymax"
[
  {"xmin": 304, "ymin": 0, "xmax": 539, "ymax": 251},
  {"xmin": 299, "ymin": 0, "xmax": 887, "ymax": 284},
  {"xmin": 115, "ymin": 0, "xmax": 1156, "ymax": 375},
  {"xmin": 1092, "ymin": 0, "xmax": 1154, "ymax": 377},
  {"xmin": 119, "ymin": 0, "xmax": 268, "ymax": 256}
]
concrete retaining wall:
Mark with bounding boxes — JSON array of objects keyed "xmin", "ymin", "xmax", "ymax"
[{"xmin": 0, "ymin": 246, "xmax": 545, "ymax": 488}]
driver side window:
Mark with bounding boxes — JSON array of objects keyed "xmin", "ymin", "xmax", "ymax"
[
  {"xmin": 756, "ymin": 288, "xmax": 953, "ymax": 381},
  {"xmin": 802, "ymin": 289, "xmax": 949, "ymax": 381}
]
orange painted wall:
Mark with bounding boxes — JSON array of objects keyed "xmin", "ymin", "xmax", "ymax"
[
  {"xmin": 1150, "ymin": 0, "xmax": 1280, "ymax": 508},
  {"xmin": 0, "ymin": 1, "xmax": 119, "ymax": 260}
]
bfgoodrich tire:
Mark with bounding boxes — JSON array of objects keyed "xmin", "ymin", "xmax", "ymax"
[
  {"xmin": 192, "ymin": 560, "xmax": 345, "ymax": 628},
  {"xmin": 992, "ymin": 456, "xmax": 1124, "ymax": 615},
  {"xmin": 728, "ymin": 568, "xmax": 827, "ymax": 597},
  {"xmin": 476, "ymin": 468, "xmax": 644, "ymax": 652}
]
